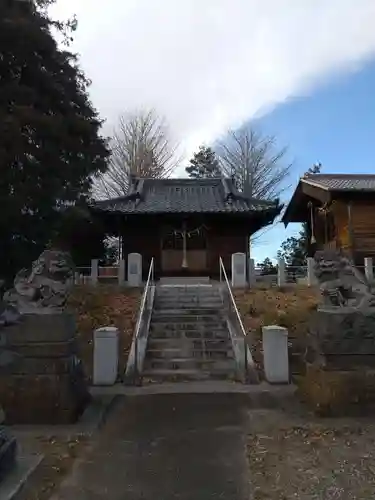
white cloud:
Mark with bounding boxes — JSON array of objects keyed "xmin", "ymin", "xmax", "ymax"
[{"xmin": 52, "ymin": 0, "xmax": 375, "ymax": 159}]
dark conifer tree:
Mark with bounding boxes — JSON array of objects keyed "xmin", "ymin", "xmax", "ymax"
[{"xmin": 0, "ymin": 0, "xmax": 109, "ymax": 279}]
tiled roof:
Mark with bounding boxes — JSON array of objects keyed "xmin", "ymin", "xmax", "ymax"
[
  {"xmin": 302, "ymin": 174, "xmax": 375, "ymax": 192},
  {"xmin": 92, "ymin": 177, "xmax": 281, "ymax": 215}
]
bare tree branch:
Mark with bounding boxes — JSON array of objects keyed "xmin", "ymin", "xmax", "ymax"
[
  {"xmin": 93, "ymin": 109, "xmax": 180, "ymax": 199},
  {"xmin": 217, "ymin": 128, "xmax": 291, "ymax": 200}
]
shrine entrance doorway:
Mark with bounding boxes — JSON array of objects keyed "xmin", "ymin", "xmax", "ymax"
[{"xmin": 161, "ymin": 223, "xmax": 208, "ymax": 275}]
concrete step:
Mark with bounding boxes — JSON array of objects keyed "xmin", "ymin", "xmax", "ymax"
[
  {"xmin": 156, "ymin": 291, "xmax": 221, "ymax": 299},
  {"xmin": 156, "ymin": 288, "xmax": 220, "ymax": 294},
  {"xmin": 154, "ymin": 302, "xmax": 223, "ymax": 309},
  {"xmin": 147, "ymin": 338, "xmax": 233, "ymax": 350},
  {"xmin": 149, "ymin": 329, "xmax": 230, "ymax": 340},
  {"xmin": 155, "ymin": 293, "xmax": 222, "ymax": 299},
  {"xmin": 149, "ymin": 327, "xmax": 228, "ymax": 335},
  {"xmin": 146, "ymin": 348, "xmax": 234, "ymax": 360},
  {"xmin": 141, "ymin": 368, "xmax": 235, "ymax": 381},
  {"xmin": 150, "ymin": 322, "xmax": 228, "ymax": 330},
  {"xmin": 152, "ymin": 307, "xmax": 223, "ymax": 314},
  {"xmin": 151, "ymin": 313, "xmax": 226, "ymax": 323},
  {"xmin": 155, "ymin": 298, "xmax": 222, "ymax": 305},
  {"xmin": 150, "ymin": 323, "xmax": 227, "ymax": 330},
  {"xmin": 158, "ymin": 278, "xmax": 211, "ymax": 284},
  {"xmin": 144, "ymin": 357, "xmax": 237, "ymax": 371}
]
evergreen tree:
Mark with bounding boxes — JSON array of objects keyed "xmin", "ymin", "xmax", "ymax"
[
  {"xmin": 277, "ymin": 231, "xmax": 308, "ymax": 269},
  {"xmin": 258, "ymin": 257, "xmax": 277, "ymax": 275},
  {"xmin": 0, "ymin": 0, "xmax": 109, "ymax": 280},
  {"xmin": 185, "ymin": 145, "xmax": 221, "ymax": 178},
  {"xmin": 276, "ymin": 163, "xmax": 323, "ymax": 273}
]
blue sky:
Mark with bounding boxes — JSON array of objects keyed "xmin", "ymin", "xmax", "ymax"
[{"xmin": 250, "ymin": 58, "xmax": 375, "ymax": 263}]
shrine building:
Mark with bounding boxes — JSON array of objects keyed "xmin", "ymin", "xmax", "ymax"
[{"xmin": 91, "ymin": 177, "xmax": 282, "ymax": 280}]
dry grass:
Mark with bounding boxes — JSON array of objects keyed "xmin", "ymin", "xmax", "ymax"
[
  {"xmin": 235, "ymin": 285, "xmax": 320, "ymax": 377},
  {"xmin": 67, "ymin": 285, "xmax": 141, "ymax": 382}
]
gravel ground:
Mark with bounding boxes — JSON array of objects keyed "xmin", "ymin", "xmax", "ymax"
[
  {"xmin": 10, "ymin": 403, "xmax": 375, "ymax": 499},
  {"xmin": 247, "ymin": 409, "xmax": 375, "ymax": 499}
]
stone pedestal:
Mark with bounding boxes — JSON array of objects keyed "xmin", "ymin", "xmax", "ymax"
[
  {"xmin": 262, "ymin": 326, "xmax": 289, "ymax": 383},
  {"xmin": 0, "ymin": 313, "xmax": 91, "ymax": 424},
  {"xmin": 300, "ymin": 309, "xmax": 375, "ymax": 416},
  {"xmin": 0, "ymin": 407, "xmax": 17, "ymax": 483},
  {"xmin": 0, "ymin": 426, "xmax": 17, "ymax": 483}
]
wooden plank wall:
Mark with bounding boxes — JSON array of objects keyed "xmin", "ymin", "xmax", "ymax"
[
  {"xmin": 207, "ymin": 222, "xmax": 248, "ymax": 279},
  {"xmin": 332, "ymin": 200, "xmax": 375, "ymax": 260}
]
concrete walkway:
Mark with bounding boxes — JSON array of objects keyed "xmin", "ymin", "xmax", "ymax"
[{"xmin": 51, "ymin": 394, "xmax": 251, "ymax": 499}]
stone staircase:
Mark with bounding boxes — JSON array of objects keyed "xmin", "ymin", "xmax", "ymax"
[{"xmin": 142, "ymin": 284, "xmax": 238, "ymax": 381}]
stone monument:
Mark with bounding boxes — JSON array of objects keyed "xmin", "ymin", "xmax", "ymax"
[
  {"xmin": 301, "ymin": 250, "xmax": 375, "ymax": 415},
  {"xmin": 0, "ymin": 249, "xmax": 91, "ymax": 424}
]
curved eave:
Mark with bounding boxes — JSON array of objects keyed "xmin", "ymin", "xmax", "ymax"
[{"xmin": 89, "ymin": 205, "xmax": 283, "ymax": 218}]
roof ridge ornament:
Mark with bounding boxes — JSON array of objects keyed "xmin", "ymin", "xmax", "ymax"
[{"xmin": 221, "ymin": 177, "xmax": 236, "ymax": 202}]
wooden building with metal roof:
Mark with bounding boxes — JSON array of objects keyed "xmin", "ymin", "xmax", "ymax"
[
  {"xmin": 282, "ymin": 173, "xmax": 375, "ymax": 264},
  {"xmin": 91, "ymin": 177, "xmax": 282, "ymax": 279}
]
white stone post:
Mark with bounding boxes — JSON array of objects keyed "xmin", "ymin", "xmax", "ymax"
[
  {"xmin": 365, "ymin": 257, "xmax": 374, "ymax": 282},
  {"xmin": 262, "ymin": 325, "xmax": 289, "ymax": 383},
  {"xmin": 231, "ymin": 253, "xmax": 246, "ymax": 288},
  {"xmin": 307, "ymin": 257, "xmax": 316, "ymax": 286},
  {"xmin": 93, "ymin": 326, "xmax": 119, "ymax": 385},
  {"xmin": 118, "ymin": 259, "xmax": 126, "ymax": 286},
  {"xmin": 277, "ymin": 258, "xmax": 286, "ymax": 287},
  {"xmin": 248, "ymin": 258, "xmax": 256, "ymax": 288},
  {"xmin": 128, "ymin": 253, "xmax": 142, "ymax": 287},
  {"xmin": 91, "ymin": 259, "xmax": 98, "ymax": 285}
]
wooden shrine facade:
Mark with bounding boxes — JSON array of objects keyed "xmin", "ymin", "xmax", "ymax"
[{"xmin": 91, "ymin": 177, "xmax": 282, "ymax": 280}]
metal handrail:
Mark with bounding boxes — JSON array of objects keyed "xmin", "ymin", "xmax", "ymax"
[
  {"xmin": 134, "ymin": 258, "xmax": 154, "ymax": 340},
  {"xmin": 219, "ymin": 257, "xmax": 255, "ymax": 368},
  {"xmin": 133, "ymin": 258, "xmax": 154, "ymax": 380}
]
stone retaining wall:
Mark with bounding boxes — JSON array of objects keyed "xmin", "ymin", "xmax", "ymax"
[
  {"xmin": 298, "ymin": 365, "xmax": 375, "ymax": 416},
  {"xmin": 0, "ymin": 313, "xmax": 90, "ymax": 424}
]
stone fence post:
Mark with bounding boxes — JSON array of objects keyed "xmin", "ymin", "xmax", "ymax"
[
  {"xmin": 91, "ymin": 259, "xmax": 98, "ymax": 286},
  {"xmin": 248, "ymin": 258, "xmax": 256, "ymax": 288},
  {"xmin": 307, "ymin": 257, "xmax": 317, "ymax": 287},
  {"xmin": 118, "ymin": 260, "xmax": 126, "ymax": 286},
  {"xmin": 231, "ymin": 253, "xmax": 246, "ymax": 288},
  {"xmin": 364, "ymin": 257, "xmax": 374, "ymax": 282},
  {"xmin": 277, "ymin": 258, "xmax": 286, "ymax": 287},
  {"xmin": 262, "ymin": 325, "xmax": 289, "ymax": 383}
]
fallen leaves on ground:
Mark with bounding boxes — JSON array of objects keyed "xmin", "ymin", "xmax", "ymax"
[
  {"xmin": 68, "ymin": 285, "xmax": 141, "ymax": 381},
  {"xmin": 14, "ymin": 435, "xmax": 88, "ymax": 500},
  {"xmin": 248, "ymin": 420, "xmax": 375, "ymax": 499}
]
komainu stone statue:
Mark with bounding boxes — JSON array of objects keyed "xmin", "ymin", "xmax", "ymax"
[
  {"xmin": 3, "ymin": 249, "xmax": 75, "ymax": 314},
  {"xmin": 0, "ymin": 249, "xmax": 90, "ymax": 425},
  {"xmin": 302, "ymin": 251, "xmax": 375, "ymax": 416},
  {"xmin": 306, "ymin": 250, "xmax": 375, "ymax": 366},
  {"xmin": 313, "ymin": 250, "xmax": 375, "ymax": 311}
]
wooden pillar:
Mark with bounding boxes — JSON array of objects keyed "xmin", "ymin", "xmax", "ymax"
[
  {"xmin": 347, "ymin": 202, "xmax": 355, "ymax": 259},
  {"xmin": 307, "ymin": 202, "xmax": 318, "ymax": 256}
]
